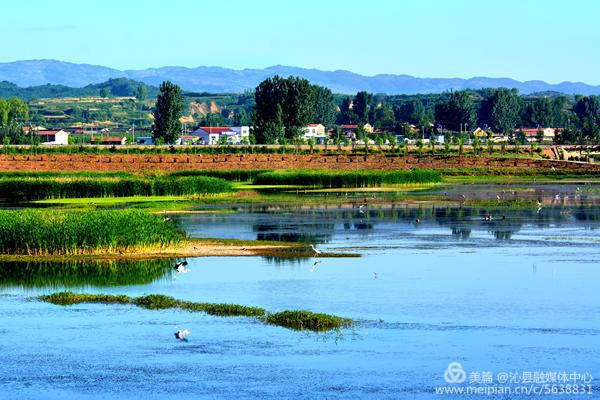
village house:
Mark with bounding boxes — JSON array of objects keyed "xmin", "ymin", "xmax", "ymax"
[
  {"xmin": 91, "ymin": 136, "xmax": 127, "ymax": 145},
  {"xmin": 516, "ymin": 127, "xmax": 557, "ymax": 143},
  {"xmin": 302, "ymin": 124, "xmax": 327, "ymax": 143},
  {"xmin": 471, "ymin": 127, "xmax": 506, "ymax": 142},
  {"xmin": 230, "ymin": 126, "xmax": 251, "ymax": 142},
  {"xmin": 34, "ymin": 129, "xmax": 70, "ymax": 145},
  {"xmin": 339, "ymin": 123, "xmax": 374, "ymax": 138},
  {"xmin": 191, "ymin": 126, "xmax": 239, "ymax": 145}
]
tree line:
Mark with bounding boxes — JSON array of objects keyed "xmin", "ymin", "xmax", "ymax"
[
  {"xmin": 3, "ymin": 76, "xmax": 600, "ymax": 145},
  {"xmin": 253, "ymin": 77, "xmax": 600, "ymax": 145}
]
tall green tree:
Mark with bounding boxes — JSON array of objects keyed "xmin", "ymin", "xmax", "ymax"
[
  {"xmin": 0, "ymin": 97, "xmax": 29, "ymax": 143},
  {"xmin": 572, "ymin": 95, "xmax": 600, "ymax": 143},
  {"xmin": 373, "ymin": 105, "xmax": 396, "ymax": 129},
  {"xmin": 353, "ymin": 91, "xmax": 372, "ymax": 124},
  {"xmin": 312, "ymin": 85, "xmax": 337, "ymax": 127},
  {"xmin": 394, "ymin": 98, "xmax": 427, "ymax": 125},
  {"xmin": 480, "ymin": 88, "xmax": 522, "ymax": 133},
  {"xmin": 254, "ymin": 75, "xmax": 315, "ymax": 143},
  {"xmin": 338, "ymin": 97, "xmax": 356, "ymax": 124},
  {"xmin": 152, "ymin": 81, "xmax": 184, "ymax": 144},
  {"xmin": 135, "ymin": 85, "xmax": 148, "ymax": 101},
  {"xmin": 434, "ymin": 90, "xmax": 477, "ymax": 132}
]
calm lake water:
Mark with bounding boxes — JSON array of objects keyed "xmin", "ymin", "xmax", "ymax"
[{"xmin": 1, "ymin": 184, "xmax": 599, "ymax": 399}]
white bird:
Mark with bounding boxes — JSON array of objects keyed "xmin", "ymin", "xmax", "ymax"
[
  {"xmin": 536, "ymin": 200, "xmax": 542, "ymax": 207},
  {"xmin": 310, "ymin": 244, "xmax": 321, "ymax": 256},
  {"xmin": 174, "ymin": 329, "xmax": 191, "ymax": 341},
  {"xmin": 551, "ymin": 166, "xmax": 556, "ymax": 171},
  {"xmin": 555, "ymin": 194, "xmax": 561, "ymax": 200},
  {"xmin": 496, "ymin": 195, "xmax": 501, "ymax": 201},
  {"xmin": 174, "ymin": 261, "xmax": 189, "ymax": 273}
]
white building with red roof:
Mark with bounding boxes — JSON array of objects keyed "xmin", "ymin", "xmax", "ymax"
[
  {"xmin": 34, "ymin": 129, "xmax": 69, "ymax": 145},
  {"xmin": 302, "ymin": 123, "xmax": 326, "ymax": 142},
  {"xmin": 191, "ymin": 126, "xmax": 239, "ymax": 145}
]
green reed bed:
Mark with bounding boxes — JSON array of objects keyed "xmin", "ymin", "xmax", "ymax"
[
  {"xmin": 0, "ymin": 175, "xmax": 232, "ymax": 201},
  {"xmin": 0, "ymin": 259, "xmax": 173, "ymax": 288},
  {"xmin": 38, "ymin": 292, "xmax": 352, "ymax": 332},
  {"xmin": 253, "ymin": 169, "xmax": 442, "ymax": 188},
  {"xmin": 168, "ymin": 169, "xmax": 271, "ymax": 182},
  {"xmin": 0, "ymin": 209, "xmax": 186, "ymax": 255},
  {"xmin": 266, "ymin": 310, "xmax": 353, "ymax": 331}
]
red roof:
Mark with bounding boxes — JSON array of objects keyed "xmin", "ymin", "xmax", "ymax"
[
  {"xmin": 340, "ymin": 124, "xmax": 358, "ymax": 129},
  {"xmin": 34, "ymin": 130, "xmax": 62, "ymax": 136},
  {"xmin": 196, "ymin": 126, "xmax": 234, "ymax": 134},
  {"xmin": 516, "ymin": 128, "xmax": 555, "ymax": 136},
  {"xmin": 307, "ymin": 124, "xmax": 321, "ymax": 127}
]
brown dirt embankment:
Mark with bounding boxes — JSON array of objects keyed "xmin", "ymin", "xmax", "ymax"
[{"xmin": 0, "ymin": 154, "xmax": 599, "ymax": 172}]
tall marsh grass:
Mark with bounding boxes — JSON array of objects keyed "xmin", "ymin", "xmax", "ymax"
[
  {"xmin": 0, "ymin": 175, "xmax": 232, "ymax": 201},
  {"xmin": 0, "ymin": 209, "xmax": 186, "ymax": 255},
  {"xmin": 253, "ymin": 169, "xmax": 442, "ymax": 188},
  {"xmin": 168, "ymin": 169, "xmax": 270, "ymax": 182}
]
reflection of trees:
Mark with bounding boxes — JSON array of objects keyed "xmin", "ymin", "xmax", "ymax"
[
  {"xmin": 451, "ymin": 227, "xmax": 471, "ymax": 239},
  {"xmin": 252, "ymin": 222, "xmax": 335, "ymax": 243},
  {"xmin": 243, "ymin": 203, "xmax": 600, "ymax": 244},
  {"xmin": 261, "ymin": 256, "xmax": 310, "ymax": 267},
  {"xmin": 0, "ymin": 259, "xmax": 174, "ymax": 289}
]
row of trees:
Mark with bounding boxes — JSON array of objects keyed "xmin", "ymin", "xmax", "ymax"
[
  {"xmin": 333, "ymin": 88, "xmax": 600, "ymax": 144},
  {"xmin": 2, "ymin": 77, "xmax": 599, "ymax": 146}
]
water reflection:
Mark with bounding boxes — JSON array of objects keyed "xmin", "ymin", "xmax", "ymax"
[
  {"xmin": 204, "ymin": 204, "xmax": 600, "ymax": 245},
  {"xmin": 0, "ymin": 258, "xmax": 174, "ymax": 289}
]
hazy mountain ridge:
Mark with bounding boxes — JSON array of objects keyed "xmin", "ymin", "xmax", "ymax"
[{"xmin": 1, "ymin": 59, "xmax": 599, "ymax": 95}]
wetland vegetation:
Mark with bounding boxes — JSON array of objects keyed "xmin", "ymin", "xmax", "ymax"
[
  {"xmin": 38, "ymin": 292, "xmax": 352, "ymax": 332},
  {"xmin": 0, "ymin": 209, "xmax": 185, "ymax": 255}
]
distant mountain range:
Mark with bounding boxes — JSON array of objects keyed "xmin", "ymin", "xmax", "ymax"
[{"xmin": 1, "ymin": 59, "xmax": 600, "ymax": 95}]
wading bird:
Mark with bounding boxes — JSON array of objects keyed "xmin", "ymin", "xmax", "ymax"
[
  {"xmin": 174, "ymin": 261, "xmax": 189, "ymax": 273},
  {"xmin": 310, "ymin": 244, "xmax": 321, "ymax": 256},
  {"xmin": 174, "ymin": 329, "xmax": 190, "ymax": 341}
]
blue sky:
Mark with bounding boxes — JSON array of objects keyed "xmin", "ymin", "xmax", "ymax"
[{"xmin": 3, "ymin": 0, "xmax": 599, "ymax": 83}]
